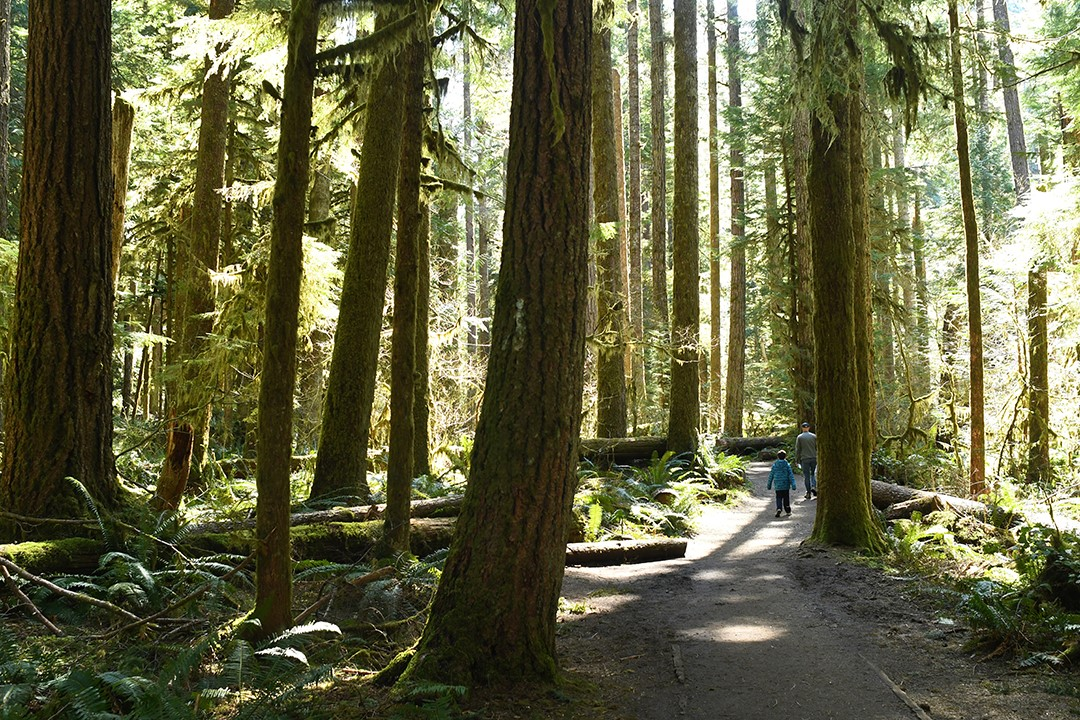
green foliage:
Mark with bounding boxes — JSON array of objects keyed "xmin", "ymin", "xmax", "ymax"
[{"xmin": 574, "ymin": 452, "xmax": 747, "ymax": 540}]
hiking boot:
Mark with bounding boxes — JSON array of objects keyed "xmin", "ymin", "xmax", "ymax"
[
  {"xmin": 785, "ymin": 511, "xmax": 792, "ymax": 516},
  {"xmin": 804, "ymin": 492, "xmax": 811, "ymax": 499},
  {"xmin": 775, "ymin": 510, "xmax": 782, "ymax": 517},
  {"xmin": 811, "ymin": 489, "xmax": 817, "ymax": 497}
]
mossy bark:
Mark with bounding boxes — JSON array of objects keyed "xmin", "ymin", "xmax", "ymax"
[
  {"xmin": 384, "ymin": 28, "xmax": 427, "ymax": 556},
  {"xmin": 0, "ymin": 0, "xmax": 118, "ymax": 540},
  {"xmin": 252, "ymin": 0, "xmax": 318, "ymax": 638},
  {"xmin": 592, "ymin": 19, "xmax": 628, "ymax": 439},
  {"xmin": 804, "ymin": 0, "xmax": 884, "ymax": 552},
  {"xmin": 401, "ymin": 0, "xmax": 592, "ymax": 685},
  {"xmin": 722, "ymin": 0, "xmax": 745, "ymax": 438},
  {"xmin": 311, "ymin": 9, "xmax": 408, "ymax": 504},
  {"xmin": 667, "ymin": 0, "xmax": 699, "ymax": 454}
]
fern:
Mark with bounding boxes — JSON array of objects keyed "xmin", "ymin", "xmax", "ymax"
[{"xmin": 66, "ymin": 477, "xmax": 115, "ymax": 549}]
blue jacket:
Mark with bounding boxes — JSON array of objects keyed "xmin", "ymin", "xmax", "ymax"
[{"xmin": 767, "ymin": 459, "xmax": 797, "ymax": 491}]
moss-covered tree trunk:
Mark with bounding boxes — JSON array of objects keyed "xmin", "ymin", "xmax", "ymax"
[
  {"xmin": 949, "ymin": 0, "xmax": 986, "ymax": 498},
  {"xmin": 667, "ymin": 0, "xmax": 699, "ymax": 454},
  {"xmin": 0, "ymin": 0, "xmax": 118, "ymax": 539},
  {"xmin": 648, "ymin": 0, "xmax": 669, "ymax": 355},
  {"xmin": 722, "ymin": 0, "xmax": 745, "ymax": 438},
  {"xmin": 707, "ymin": 0, "xmax": 722, "ymax": 433},
  {"xmin": 310, "ymin": 11, "xmax": 407, "ymax": 503},
  {"xmin": 401, "ymin": 0, "xmax": 591, "ymax": 683},
  {"xmin": 0, "ymin": 0, "xmax": 9, "ymax": 237},
  {"xmin": 413, "ymin": 206, "xmax": 432, "ymax": 478},
  {"xmin": 626, "ymin": 0, "xmax": 646, "ymax": 430},
  {"xmin": 592, "ymin": 16, "xmax": 628, "ymax": 439},
  {"xmin": 1026, "ymin": 266, "xmax": 1050, "ymax": 485},
  {"xmin": 158, "ymin": 0, "xmax": 236, "ymax": 509},
  {"xmin": 384, "ymin": 28, "xmax": 427, "ymax": 556},
  {"xmin": 251, "ymin": 0, "xmax": 318, "ymax": 637},
  {"xmin": 804, "ymin": 0, "xmax": 884, "ymax": 551}
]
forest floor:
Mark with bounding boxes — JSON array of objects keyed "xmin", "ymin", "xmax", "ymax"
[{"xmin": 527, "ymin": 461, "xmax": 1080, "ymax": 720}]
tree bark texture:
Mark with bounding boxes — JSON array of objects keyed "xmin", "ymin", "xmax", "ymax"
[
  {"xmin": 949, "ymin": 0, "xmax": 986, "ymax": 497},
  {"xmin": 311, "ymin": 10, "xmax": 408, "ymax": 503},
  {"xmin": 384, "ymin": 29, "xmax": 427, "ymax": 556},
  {"xmin": 648, "ymin": 0, "xmax": 669, "ymax": 343},
  {"xmin": 804, "ymin": 0, "xmax": 884, "ymax": 551},
  {"xmin": 160, "ymin": 0, "xmax": 236, "ymax": 507},
  {"xmin": 723, "ymin": 0, "xmax": 746, "ymax": 438},
  {"xmin": 463, "ymin": 19, "xmax": 476, "ymax": 352},
  {"xmin": 110, "ymin": 97, "xmax": 135, "ymax": 285},
  {"xmin": 707, "ymin": 0, "xmax": 723, "ymax": 433},
  {"xmin": 592, "ymin": 20, "xmax": 628, "ymax": 439},
  {"xmin": 1026, "ymin": 266, "xmax": 1050, "ymax": 485},
  {"xmin": 252, "ymin": 0, "xmax": 318, "ymax": 638},
  {"xmin": 403, "ymin": 0, "xmax": 592, "ymax": 685},
  {"xmin": 626, "ymin": 0, "xmax": 647, "ymax": 430},
  {"xmin": 0, "ymin": 0, "xmax": 118, "ymax": 538},
  {"xmin": 0, "ymin": 0, "xmax": 9, "ymax": 236},
  {"xmin": 991, "ymin": 0, "xmax": 1029, "ymax": 198},
  {"xmin": 413, "ymin": 206, "xmax": 432, "ymax": 478},
  {"xmin": 791, "ymin": 104, "xmax": 815, "ymax": 426},
  {"xmin": 667, "ymin": 0, "xmax": 699, "ymax": 454}
]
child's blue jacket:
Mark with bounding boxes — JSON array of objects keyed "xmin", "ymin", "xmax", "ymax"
[{"xmin": 767, "ymin": 458, "xmax": 797, "ymax": 490}]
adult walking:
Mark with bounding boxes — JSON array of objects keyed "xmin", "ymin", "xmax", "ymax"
[{"xmin": 795, "ymin": 421, "xmax": 817, "ymax": 499}]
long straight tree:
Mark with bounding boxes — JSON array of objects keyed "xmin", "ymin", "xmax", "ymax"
[
  {"xmin": 0, "ymin": 0, "xmax": 119, "ymax": 538},
  {"xmin": 667, "ymin": 0, "xmax": 699, "ymax": 453},
  {"xmin": 627, "ymin": 0, "xmax": 647, "ymax": 426},
  {"xmin": 648, "ymin": 0, "xmax": 669, "ymax": 352},
  {"xmin": 797, "ymin": 0, "xmax": 884, "ymax": 551},
  {"xmin": 949, "ymin": 0, "xmax": 986, "ymax": 498},
  {"xmin": 383, "ymin": 23, "xmax": 428, "ymax": 555},
  {"xmin": 722, "ymin": 0, "xmax": 746, "ymax": 437},
  {"xmin": 401, "ymin": 0, "xmax": 592, "ymax": 682},
  {"xmin": 251, "ymin": 0, "xmax": 319, "ymax": 636},
  {"xmin": 158, "ymin": 0, "xmax": 236, "ymax": 509},
  {"xmin": 707, "ymin": 0, "xmax": 723, "ymax": 430},
  {"xmin": 593, "ymin": 6, "xmax": 629, "ymax": 438},
  {"xmin": 310, "ymin": 15, "xmax": 408, "ymax": 503}
]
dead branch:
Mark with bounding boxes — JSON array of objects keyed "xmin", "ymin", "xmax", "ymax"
[
  {"xmin": 0, "ymin": 562, "xmax": 63, "ymax": 636},
  {"xmin": 0, "ymin": 555, "xmax": 140, "ymax": 623}
]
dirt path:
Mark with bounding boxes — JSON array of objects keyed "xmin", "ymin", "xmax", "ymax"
[{"xmin": 557, "ymin": 462, "xmax": 1078, "ymax": 720}]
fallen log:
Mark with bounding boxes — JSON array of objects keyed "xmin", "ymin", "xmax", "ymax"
[
  {"xmin": 0, "ymin": 537, "xmax": 105, "ymax": 576},
  {"xmin": 215, "ymin": 454, "xmax": 315, "ymax": 479},
  {"xmin": 188, "ymin": 495, "xmax": 464, "ymax": 536},
  {"xmin": 871, "ymin": 480, "xmax": 1020, "ymax": 527},
  {"xmin": 713, "ymin": 436, "xmax": 787, "ymax": 456},
  {"xmin": 565, "ymin": 538, "xmax": 687, "ymax": 566},
  {"xmin": 580, "ymin": 437, "xmax": 667, "ymax": 468}
]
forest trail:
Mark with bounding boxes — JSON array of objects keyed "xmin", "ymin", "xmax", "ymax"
[{"xmin": 557, "ymin": 462, "xmax": 1075, "ymax": 720}]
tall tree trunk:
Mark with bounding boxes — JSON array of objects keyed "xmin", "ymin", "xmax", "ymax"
[
  {"xmin": 110, "ymin": 98, "xmax": 135, "ymax": 286},
  {"xmin": 0, "ymin": 0, "xmax": 9, "ymax": 236},
  {"xmin": 477, "ymin": 193, "xmax": 491, "ymax": 352},
  {"xmin": 0, "ymin": 0, "xmax": 118, "ymax": 539},
  {"xmin": 592, "ymin": 16, "xmax": 628, "ymax": 438},
  {"xmin": 667, "ymin": 0, "xmax": 699, "ymax": 453},
  {"xmin": 648, "ymin": 0, "xmax": 669, "ymax": 348},
  {"xmin": 912, "ymin": 192, "xmax": 930, "ymax": 382},
  {"xmin": 803, "ymin": 0, "xmax": 884, "ymax": 551},
  {"xmin": 1026, "ymin": 266, "xmax": 1049, "ymax": 484},
  {"xmin": 311, "ymin": 11, "xmax": 408, "ymax": 503},
  {"xmin": 627, "ymin": 0, "xmax": 646, "ymax": 430},
  {"xmin": 791, "ymin": 98, "xmax": 815, "ymax": 425},
  {"xmin": 723, "ymin": 0, "xmax": 745, "ymax": 437},
  {"xmin": 463, "ymin": 19, "xmax": 476, "ymax": 352},
  {"xmin": 991, "ymin": 0, "xmax": 1029, "ymax": 197},
  {"xmin": 384, "ymin": 28, "xmax": 427, "ymax": 556},
  {"xmin": 949, "ymin": 0, "xmax": 986, "ymax": 497},
  {"xmin": 252, "ymin": 0, "xmax": 318, "ymax": 638},
  {"xmin": 707, "ymin": 0, "xmax": 723, "ymax": 432},
  {"xmin": 413, "ymin": 205, "xmax": 432, "ymax": 478},
  {"xmin": 401, "ymin": 0, "xmax": 591, "ymax": 683},
  {"xmin": 157, "ymin": 0, "xmax": 236, "ymax": 509}
]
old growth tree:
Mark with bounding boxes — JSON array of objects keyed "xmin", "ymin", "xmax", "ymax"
[{"xmin": 402, "ymin": 0, "xmax": 592, "ymax": 683}]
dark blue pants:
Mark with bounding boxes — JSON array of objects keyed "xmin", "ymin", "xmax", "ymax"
[
  {"xmin": 774, "ymin": 490, "xmax": 791, "ymax": 513},
  {"xmin": 801, "ymin": 459, "xmax": 817, "ymax": 493}
]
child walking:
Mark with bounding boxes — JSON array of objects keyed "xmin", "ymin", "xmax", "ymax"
[{"xmin": 767, "ymin": 450, "xmax": 798, "ymax": 517}]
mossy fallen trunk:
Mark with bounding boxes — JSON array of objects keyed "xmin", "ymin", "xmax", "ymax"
[
  {"xmin": 191, "ymin": 518, "xmax": 457, "ymax": 563},
  {"xmin": 0, "ymin": 537, "xmax": 104, "ymax": 575}
]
